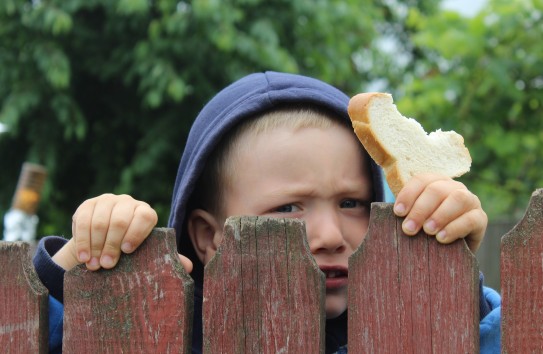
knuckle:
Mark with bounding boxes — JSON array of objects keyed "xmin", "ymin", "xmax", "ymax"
[
  {"xmin": 462, "ymin": 212, "xmax": 479, "ymax": 233},
  {"xmin": 480, "ymin": 209, "xmax": 488, "ymax": 224},
  {"xmin": 473, "ymin": 208, "xmax": 488, "ymax": 227},
  {"xmin": 91, "ymin": 219, "xmax": 109, "ymax": 234},
  {"xmin": 449, "ymin": 188, "xmax": 472, "ymax": 204},
  {"xmin": 109, "ymin": 218, "xmax": 130, "ymax": 231},
  {"xmin": 73, "ymin": 208, "xmax": 90, "ymax": 222},
  {"xmin": 74, "ymin": 219, "xmax": 91, "ymax": 233},
  {"xmin": 416, "ymin": 173, "xmax": 448, "ymax": 184},
  {"xmin": 136, "ymin": 206, "xmax": 158, "ymax": 225},
  {"xmin": 411, "ymin": 174, "xmax": 428, "ymax": 186},
  {"xmin": 471, "ymin": 192, "xmax": 483, "ymax": 209},
  {"xmin": 117, "ymin": 194, "xmax": 132, "ymax": 202},
  {"xmin": 96, "ymin": 193, "xmax": 114, "ymax": 201},
  {"xmin": 425, "ymin": 182, "xmax": 444, "ymax": 195}
]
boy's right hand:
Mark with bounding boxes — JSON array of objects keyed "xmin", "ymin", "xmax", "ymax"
[
  {"xmin": 52, "ymin": 194, "xmax": 193, "ymax": 273},
  {"xmin": 52, "ymin": 194, "xmax": 157, "ymax": 271}
]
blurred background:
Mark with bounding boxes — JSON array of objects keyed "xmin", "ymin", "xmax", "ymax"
[{"xmin": 1, "ymin": 0, "xmax": 542, "ymax": 291}]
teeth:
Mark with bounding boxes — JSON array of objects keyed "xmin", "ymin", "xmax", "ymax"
[{"xmin": 327, "ymin": 271, "xmax": 339, "ymax": 278}]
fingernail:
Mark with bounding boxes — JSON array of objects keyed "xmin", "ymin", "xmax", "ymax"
[
  {"xmin": 78, "ymin": 251, "xmax": 89, "ymax": 263},
  {"xmin": 424, "ymin": 220, "xmax": 437, "ymax": 234},
  {"xmin": 101, "ymin": 255, "xmax": 114, "ymax": 268},
  {"xmin": 121, "ymin": 242, "xmax": 132, "ymax": 253},
  {"xmin": 437, "ymin": 230, "xmax": 447, "ymax": 242},
  {"xmin": 88, "ymin": 257, "xmax": 99, "ymax": 267},
  {"xmin": 403, "ymin": 219, "xmax": 417, "ymax": 234},
  {"xmin": 394, "ymin": 203, "xmax": 406, "ymax": 216}
]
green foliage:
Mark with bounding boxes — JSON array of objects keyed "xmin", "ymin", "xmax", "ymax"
[
  {"xmin": 2, "ymin": 0, "xmax": 539, "ymax": 238},
  {"xmin": 386, "ymin": 0, "xmax": 543, "ymax": 218},
  {"xmin": 0, "ymin": 0, "xmax": 385, "ymax": 236}
]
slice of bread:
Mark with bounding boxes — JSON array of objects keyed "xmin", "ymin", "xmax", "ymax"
[{"xmin": 348, "ymin": 92, "xmax": 471, "ymax": 196}]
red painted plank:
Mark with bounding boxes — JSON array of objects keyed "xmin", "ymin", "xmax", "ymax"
[
  {"xmin": 0, "ymin": 241, "xmax": 48, "ymax": 353},
  {"xmin": 501, "ymin": 188, "xmax": 543, "ymax": 353},
  {"xmin": 63, "ymin": 228, "xmax": 194, "ymax": 353},
  {"xmin": 203, "ymin": 216, "xmax": 325, "ymax": 353},
  {"xmin": 348, "ymin": 203, "xmax": 479, "ymax": 353}
]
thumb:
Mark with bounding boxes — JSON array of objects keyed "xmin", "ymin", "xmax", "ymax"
[{"xmin": 178, "ymin": 254, "xmax": 193, "ymax": 274}]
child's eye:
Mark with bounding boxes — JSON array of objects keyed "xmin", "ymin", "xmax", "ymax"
[
  {"xmin": 340, "ymin": 199, "xmax": 369, "ymax": 209},
  {"xmin": 273, "ymin": 204, "xmax": 300, "ymax": 213}
]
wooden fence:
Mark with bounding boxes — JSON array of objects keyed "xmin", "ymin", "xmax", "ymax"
[{"xmin": 1, "ymin": 189, "xmax": 542, "ymax": 353}]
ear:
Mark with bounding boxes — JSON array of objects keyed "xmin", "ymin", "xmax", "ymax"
[{"xmin": 187, "ymin": 209, "xmax": 223, "ymax": 264}]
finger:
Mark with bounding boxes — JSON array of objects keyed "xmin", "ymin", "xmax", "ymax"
[
  {"xmin": 178, "ymin": 254, "xmax": 193, "ymax": 274},
  {"xmin": 401, "ymin": 185, "xmax": 446, "ymax": 236},
  {"xmin": 119, "ymin": 202, "xmax": 158, "ymax": 254},
  {"xmin": 394, "ymin": 174, "xmax": 450, "ymax": 217},
  {"xmin": 52, "ymin": 238, "xmax": 82, "ymax": 271},
  {"xmin": 86, "ymin": 196, "xmax": 117, "ymax": 270},
  {"xmin": 72, "ymin": 198, "xmax": 98, "ymax": 264},
  {"xmin": 434, "ymin": 208, "xmax": 488, "ymax": 252},
  {"xmin": 422, "ymin": 188, "xmax": 479, "ymax": 236},
  {"xmin": 401, "ymin": 179, "xmax": 464, "ymax": 235},
  {"xmin": 99, "ymin": 200, "xmax": 136, "ymax": 269}
]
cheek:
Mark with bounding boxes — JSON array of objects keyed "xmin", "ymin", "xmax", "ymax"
[{"xmin": 343, "ymin": 216, "xmax": 369, "ymax": 251}]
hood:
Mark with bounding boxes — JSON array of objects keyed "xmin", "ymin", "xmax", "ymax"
[{"xmin": 168, "ymin": 71, "xmax": 388, "ymax": 257}]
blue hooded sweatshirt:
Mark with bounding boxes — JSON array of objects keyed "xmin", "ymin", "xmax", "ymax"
[
  {"xmin": 168, "ymin": 71, "xmax": 387, "ymax": 354},
  {"xmin": 33, "ymin": 71, "xmax": 501, "ymax": 353}
]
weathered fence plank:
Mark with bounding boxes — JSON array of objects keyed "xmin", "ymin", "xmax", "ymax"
[
  {"xmin": 501, "ymin": 188, "xmax": 543, "ymax": 353},
  {"xmin": 348, "ymin": 203, "xmax": 480, "ymax": 353},
  {"xmin": 203, "ymin": 216, "xmax": 325, "ymax": 353},
  {"xmin": 0, "ymin": 241, "xmax": 48, "ymax": 353},
  {"xmin": 7, "ymin": 189, "xmax": 543, "ymax": 352},
  {"xmin": 63, "ymin": 228, "xmax": 194, "ymax": 353}
]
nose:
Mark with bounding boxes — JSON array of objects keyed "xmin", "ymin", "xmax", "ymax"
[{"xmin": 306, "ymin": 208, "xmax": 346, "ymax": 255}]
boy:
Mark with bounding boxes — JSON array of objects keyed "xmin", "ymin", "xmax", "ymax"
[{"xmin": 33, "ymin": 71, "xmax": 501, "ymax": 353}]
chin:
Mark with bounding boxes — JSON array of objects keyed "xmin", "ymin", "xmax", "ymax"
[
  {"xmin": 325, "ymin": 293, "xmax": 348, "ymax": 319},
  {"xmin": 325, "ymin": 309, "xmax": 346, "ymax": 319}
]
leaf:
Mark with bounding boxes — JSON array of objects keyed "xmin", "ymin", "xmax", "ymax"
[
  {"xmin": 33, "ymin": 44, "xmax": 71, "ymax": 89},
  {"xmin": 117, "ymin": 0, "xmax": 149, "ymax": 15}
]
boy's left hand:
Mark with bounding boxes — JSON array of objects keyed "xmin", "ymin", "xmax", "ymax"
[{"xmin": 393, "ymin": 173, "xmax": 487, "ymax": 252}]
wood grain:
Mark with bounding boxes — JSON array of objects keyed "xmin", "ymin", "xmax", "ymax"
[
  {"xmin": 348, "ymin": 203, "xmax": 479, "ymax": 353},
  {"xmin": 0, "ymin": 241, "xmax": 48, "ymax": 353},
  {"xmin": 502, "ymin": 188, "xmax": 543, "ymax": 353},
  {"xmin": 63, "ymin": 228, "xmax": 194, "ymax": 353},
  {"xmin": 203, "ymin": 216, "xmax": 325, "ymax": 354}
]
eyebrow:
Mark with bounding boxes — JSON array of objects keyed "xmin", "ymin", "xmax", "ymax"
[{"xmin": 264, "ymin": 181, "xmax": 372, "ymax": 200}]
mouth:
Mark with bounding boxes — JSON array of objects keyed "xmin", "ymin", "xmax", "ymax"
[{"xmin": 320, "ymin": 265, "xmax": 348, "ymax": 290}]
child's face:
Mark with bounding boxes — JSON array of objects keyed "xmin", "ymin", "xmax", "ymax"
[{"xmin": 219, "ymin": 122, "xmax": 373, "ymax": 319}]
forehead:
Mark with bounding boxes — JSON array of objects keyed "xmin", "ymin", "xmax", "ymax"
[
  {"xmin": 227, "ymin": 107, "xmax": 367, "ymax": 165},
  {"xmin": 240, "ymin": 119, "xmax": 365, "ymax": 161},
  {"xmin": 231, "ymin": 121, "xmax": 370, "ymax": 183},
  {"xmin": 216, "ymin": 106, "xmax": 373, "ymax": 199},
  {"xmin": 221, "ymin": 122, "xmax": 373, "ymax": 214}
]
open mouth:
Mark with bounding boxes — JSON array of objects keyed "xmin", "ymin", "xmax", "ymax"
[
  {"xmin": 325, "ymin": 270, "xmax": 345, "ymax": 279},
  {"xmin": 320, "ymin": 266, "xmax": 348, "ymax": 289}
]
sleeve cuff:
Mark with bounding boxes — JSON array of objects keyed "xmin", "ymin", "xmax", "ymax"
[{"xmin": 32, "ymin": 236, "xmax": 68, "ymax": 303}]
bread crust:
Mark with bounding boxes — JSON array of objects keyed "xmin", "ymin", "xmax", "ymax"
[
  {"xmin": 349, "ymin": 93, "xmax": 396, "ymax": 167},
  {"xmin": 348, "ymin": 92, "xmax": 391, "ymax": 124},
  {"xmin": 349, "ymin": 92, "xmax": 402, "ymax": 194},
  {"xmin": 383, "ymin": 165, "xmax": 405, "ymax": 196}
]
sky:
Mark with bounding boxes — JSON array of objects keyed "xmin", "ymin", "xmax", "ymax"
[{"xmin": 442, "ymin": 0, "xmax": 487, "ymax": 17}]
